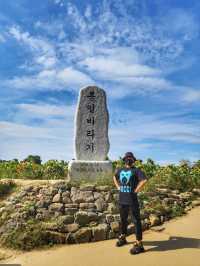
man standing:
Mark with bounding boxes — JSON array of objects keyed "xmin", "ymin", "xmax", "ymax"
[{"xmin": 113, "ymin": 152, "xmax": 148, "ymax": 255}]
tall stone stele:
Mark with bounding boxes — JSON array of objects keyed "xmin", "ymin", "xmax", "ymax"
[{"xmin": 68, "ymin": 86, "xmax": 113, "ymax": 181}]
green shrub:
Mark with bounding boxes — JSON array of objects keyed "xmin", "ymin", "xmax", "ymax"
[
  {"xmin": 16, "ymin": 162, "xmax": 43, "ymax": 179},
  {"xmin": 0, "ymin": 180, "xmax": 16, "ymax": 198},
  {"xmin": 43, "ymin": 160, "xmax": 67, "ymax": 179},
  {"xmin": 0, "ymin": 161, "xmax": 18, "ymax": 179}
]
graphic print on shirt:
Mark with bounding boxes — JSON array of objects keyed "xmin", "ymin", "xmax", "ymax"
[{"xmin": 119, "ymin": 170, "xmax": 132, "ymax": 193}]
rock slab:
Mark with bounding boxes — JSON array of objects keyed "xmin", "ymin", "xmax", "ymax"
[{"xmin": 74, "ymin": 86, "xmax": 110, "ymax": 161}]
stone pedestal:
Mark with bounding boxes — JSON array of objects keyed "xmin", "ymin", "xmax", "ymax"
[{"xmin": 68, "ymin": 160, "xmax": 113, "ymax": 180}]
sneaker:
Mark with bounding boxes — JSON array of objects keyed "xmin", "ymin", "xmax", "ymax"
[
  {"xmin": 116, "ymin": 234, "xmax": 127, "ymax": 247},
  {"xmin": 129, "ymin": 241, "xmax": 145, "ymax": 255}
]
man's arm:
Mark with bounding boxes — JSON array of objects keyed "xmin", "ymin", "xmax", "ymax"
[
  {"xmin": 134, "ymin": 168, "xmax": 148, "ymax": 193},
  {"xmin": 113, "ymin": 168, "xmax": 120, "ymax": 190},
  {"xmin": 113, "ymin": 175, "xmax": 120, "ymax": 190},
  {"xmin": 134, "ymin": 179, "xmax": 147, "ymax": 193}
]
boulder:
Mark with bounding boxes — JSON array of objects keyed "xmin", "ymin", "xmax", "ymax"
[
  {"xmin": 107, "ymin": 203, "xmax": 119, "ymax": 214},
  {"xmin": 149, "ymin": 214, "xmax": 161, "ymax": 226},
  {"xmin": 93, "ymin": 192, "xmax": 103, "ymax": 200},
  {"xmin": 73, "ymin": 227, "xmax": 92, "ymax": 243},
  {"xmin": 192, "ymin": 188, "xmax": 200, "ymax": 196},
  {"xmin": 45, "ymin": 231, "xmax": 66, "ymax": 244},
  {"xmin": 65, "ymin": 203, "xmax": 79, "ymax": 208},
  {"xmin": 110, "ymin": 221, "xmax": 119, "ymax": 233},
  {"xmin": 72, "ymin": 191, "xmax": 94, "ymax": 203},
  {"xmin": 62, "ymin": 191, "xmax": 72, "ymax": 204},
  {"xmin": 79, "ymin": 203, "xmax": 96, "ymax": 210},
  {"xmin": 57, "ymin": 215, "xmax": 74, "ymax": 225},
  {"xmin": 92, "ymin": 223, "xmax": 108, "ymax": 241},
  {"xmin": 80, "ymin": 184, "xmax": 95, "ymax": 191},
  {"xmin": 52, "ymin": 193, "xmax": 62, "ymax": 203},
  {"xmin": 95, "ymin": 198, "xmax": 107, "ymax": 212},
  {"xmin": 74, "ymin": 211, "xmax": 90, "ymax": 226},
  {"xmin": 49, "ymin": 203, "xmax": 64, "ymax": 213},
  {"xmin": 104, "ymin": 192, "xmax": 113, "ymax": 202},
  {"xmin": 64, "ymin": 208, "xmax": 78, "ymax": 215},
  {"xmin": 191, "ymin": 200, "xmax": 200, "ymax": 207},
  {"xmin": 106, "ymin": 214, "xmax": 114, "ymax": 223},
  {"xmin": 64, "ymin": 223, "xmax": 79, "ymax": 233}
]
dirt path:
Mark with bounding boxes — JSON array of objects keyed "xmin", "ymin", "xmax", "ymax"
[{"xmin": 1, "ymin": 206, "xmax": 200, "ymax": 266}]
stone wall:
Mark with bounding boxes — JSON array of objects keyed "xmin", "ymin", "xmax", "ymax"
[{"xmin": 0, "ymin": 181, "xmax": 200, "ymax": 248}]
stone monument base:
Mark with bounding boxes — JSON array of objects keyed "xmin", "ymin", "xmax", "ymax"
[{"xmin": 67, "ymin": 160, "xmax": 113, "ymax": 181}]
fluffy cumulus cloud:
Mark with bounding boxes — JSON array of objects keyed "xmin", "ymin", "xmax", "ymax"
[{"xmin": 0, "ymin": 0, "xmax": 200, "ymax": 162}]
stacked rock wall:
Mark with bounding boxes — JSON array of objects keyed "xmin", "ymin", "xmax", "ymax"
[{"xmin": 0, "ymin": 181, "xmax": 200, "ymax": 247}]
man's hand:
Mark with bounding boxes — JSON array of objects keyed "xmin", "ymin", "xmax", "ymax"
[{"xmin": 134, "ymin": 179, "xmax": 148, "ymax": 193}]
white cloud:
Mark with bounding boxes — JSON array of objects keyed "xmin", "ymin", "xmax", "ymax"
[
  {"xmin": 109, "ymin": 109, "xmax": 200, "ymax": 145},
  {"xmin": 181, "ymin": 89, "xmax": 200, "ymax": 103},
  {"xmin": 81, "ymin": 56, "xmax": 160, "ymax": 79},
  {"xmin": 4, "ymin": 67, "xmax": 94, "ymax": 91},
  {"xmin": 9, "ymin": 26, "xmax": 57, "ymax": 69},
  {"xmin": 17, "ymin": 102, "xmax": 76, "ymax": 117},
  {"xmin": 0, "ymin": 121, "xmax": 57, "ymax": 139}
]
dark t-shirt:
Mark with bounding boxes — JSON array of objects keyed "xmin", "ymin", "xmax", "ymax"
[{"xmin": 114, "ymin": 166, "xmax": 148, "ymax": 205}]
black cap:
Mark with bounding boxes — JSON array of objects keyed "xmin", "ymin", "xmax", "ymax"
[{"xmin": 122, "ymin": 152, "xmax": 137, "ymax": 162}]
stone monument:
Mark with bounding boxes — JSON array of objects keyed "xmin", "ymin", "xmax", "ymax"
[{"xmin": 68, "ymin": 86, "xmax": 113, "ymax": 180}]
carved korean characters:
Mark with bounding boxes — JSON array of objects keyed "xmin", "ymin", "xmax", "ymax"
[{"xmin": 74, "ymin": 86, "xmax": 110, "ymax": 161}]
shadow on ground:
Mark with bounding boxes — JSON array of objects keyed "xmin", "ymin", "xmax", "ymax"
[{"xmin": 127, "ymin": 236, "xmax": 200, "ymax": 252}]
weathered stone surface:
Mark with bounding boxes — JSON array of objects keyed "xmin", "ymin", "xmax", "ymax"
[
  {"xmin": 57, "ymin": 215, "xmax": 74, "ymax": 225},
  {"xmin": 73, "ymin": 227, "xmax": 92, "ymax": 243},
  {"xmin": 36, "ymin": 199, "xmax": 51, "ymax": 209},
  {"xmin": 80, "ymin": 184, "xmax": 95, "ymax": 191},
  {"xmin": 41, "ymin": 222, "xmax": 59, "ymax": 231},
  {"xmin": 179, "ymin": 192, "xmax": 193, "ymax": 200},
  {"xmin": 49, "ymin": 203, "xmax": 64, "ymax": 213},
  {"xmin": 79, "ymin": 203, "xmax": 96, "ymax": 210},
  {"xmin": 191, "ymin": 200, "xmax": 200, "ymax": 207},
  {"xmin": 71, "ymin": 190, "xmax": 94, "ymax": 203},
  {"xmin": 74, "ymin": 211, "xmax": 90, "ymax": 226},
  {"xmin": 95, "ymin": 198, "xmax": 107, "ymax": 212},
  {"xmin": 74, "ymin": 86, "xmax": 110, "ymax": 161},
  {"xmin": 104, "ymin": 192, "xmax": 113, "ymax": 202},
  {"xmin": 163, "ymin": 198, "xmax": 175, "ymax": 205},
  {"xmin": 192, "ymin": 188, "xmax": 200, "ymax": 196},
  {"xmin": 65, "ymin": 223, "xmax": 79, "ymax": 233},
  {"xmin": 106, "ymin": 214, "xmax": 114, "ymax": 223},
  {"xmin": 62, "ymin": 191, "xmax": 72, "ymax": 204},
  {"xmin": 107, "ymin": 203, "xmax": 119, "ymax": 214},
  {"xmin": 149, "ymin": 214, "xmax": 161, "ymax": 226},
  {"xmin": 65, "ymin": 203, "xmax": 79, "ymax": 208},
  {"xmin": 64, "ymin": 208, "xmax": 78, "ymax": 215},
  {"xmin": 113, "ymin": 214, "xmax": 121, "ymax": 222},
  {"xmin": 87, "ymin": 211, "xmax": 99, "ymax": 222},
  {"xmin": 110, "ymin": 221, "xmax": 119, "ymax": 232},
  {"xmin": 52, "ymin": 193, "xmax": 62, "ymax": 203},
  {"xmin": 68, "ymin": 160, "xmax": 113, "ymax": 180},
  {"xmin": 108, "ymin": 230, "xmax": 118, "ymax": 239},
  {"xmin": 45, "ymin": 231, "xmax": 66, "ymax": 244},
  {"xmin": 92, "ymin": 223, "xmax": 108, "ymax": 241},
  {"xmin": 93, "ymin": 191, "xmax": 103, "ymax": 200}
]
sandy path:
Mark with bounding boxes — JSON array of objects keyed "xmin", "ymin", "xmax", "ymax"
[{"xmin": 2, "ymin": 206, "xmax": 200, "ymax": 266}]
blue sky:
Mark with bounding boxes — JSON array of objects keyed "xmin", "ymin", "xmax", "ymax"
[{"xmin": 0, "ymin": 0, "xmax": 200, "ymax": 164}]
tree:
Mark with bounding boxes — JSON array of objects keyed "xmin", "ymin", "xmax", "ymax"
[{"xmin": 24, "ymin": 155, "xmax": 42, "ymax": 165}]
